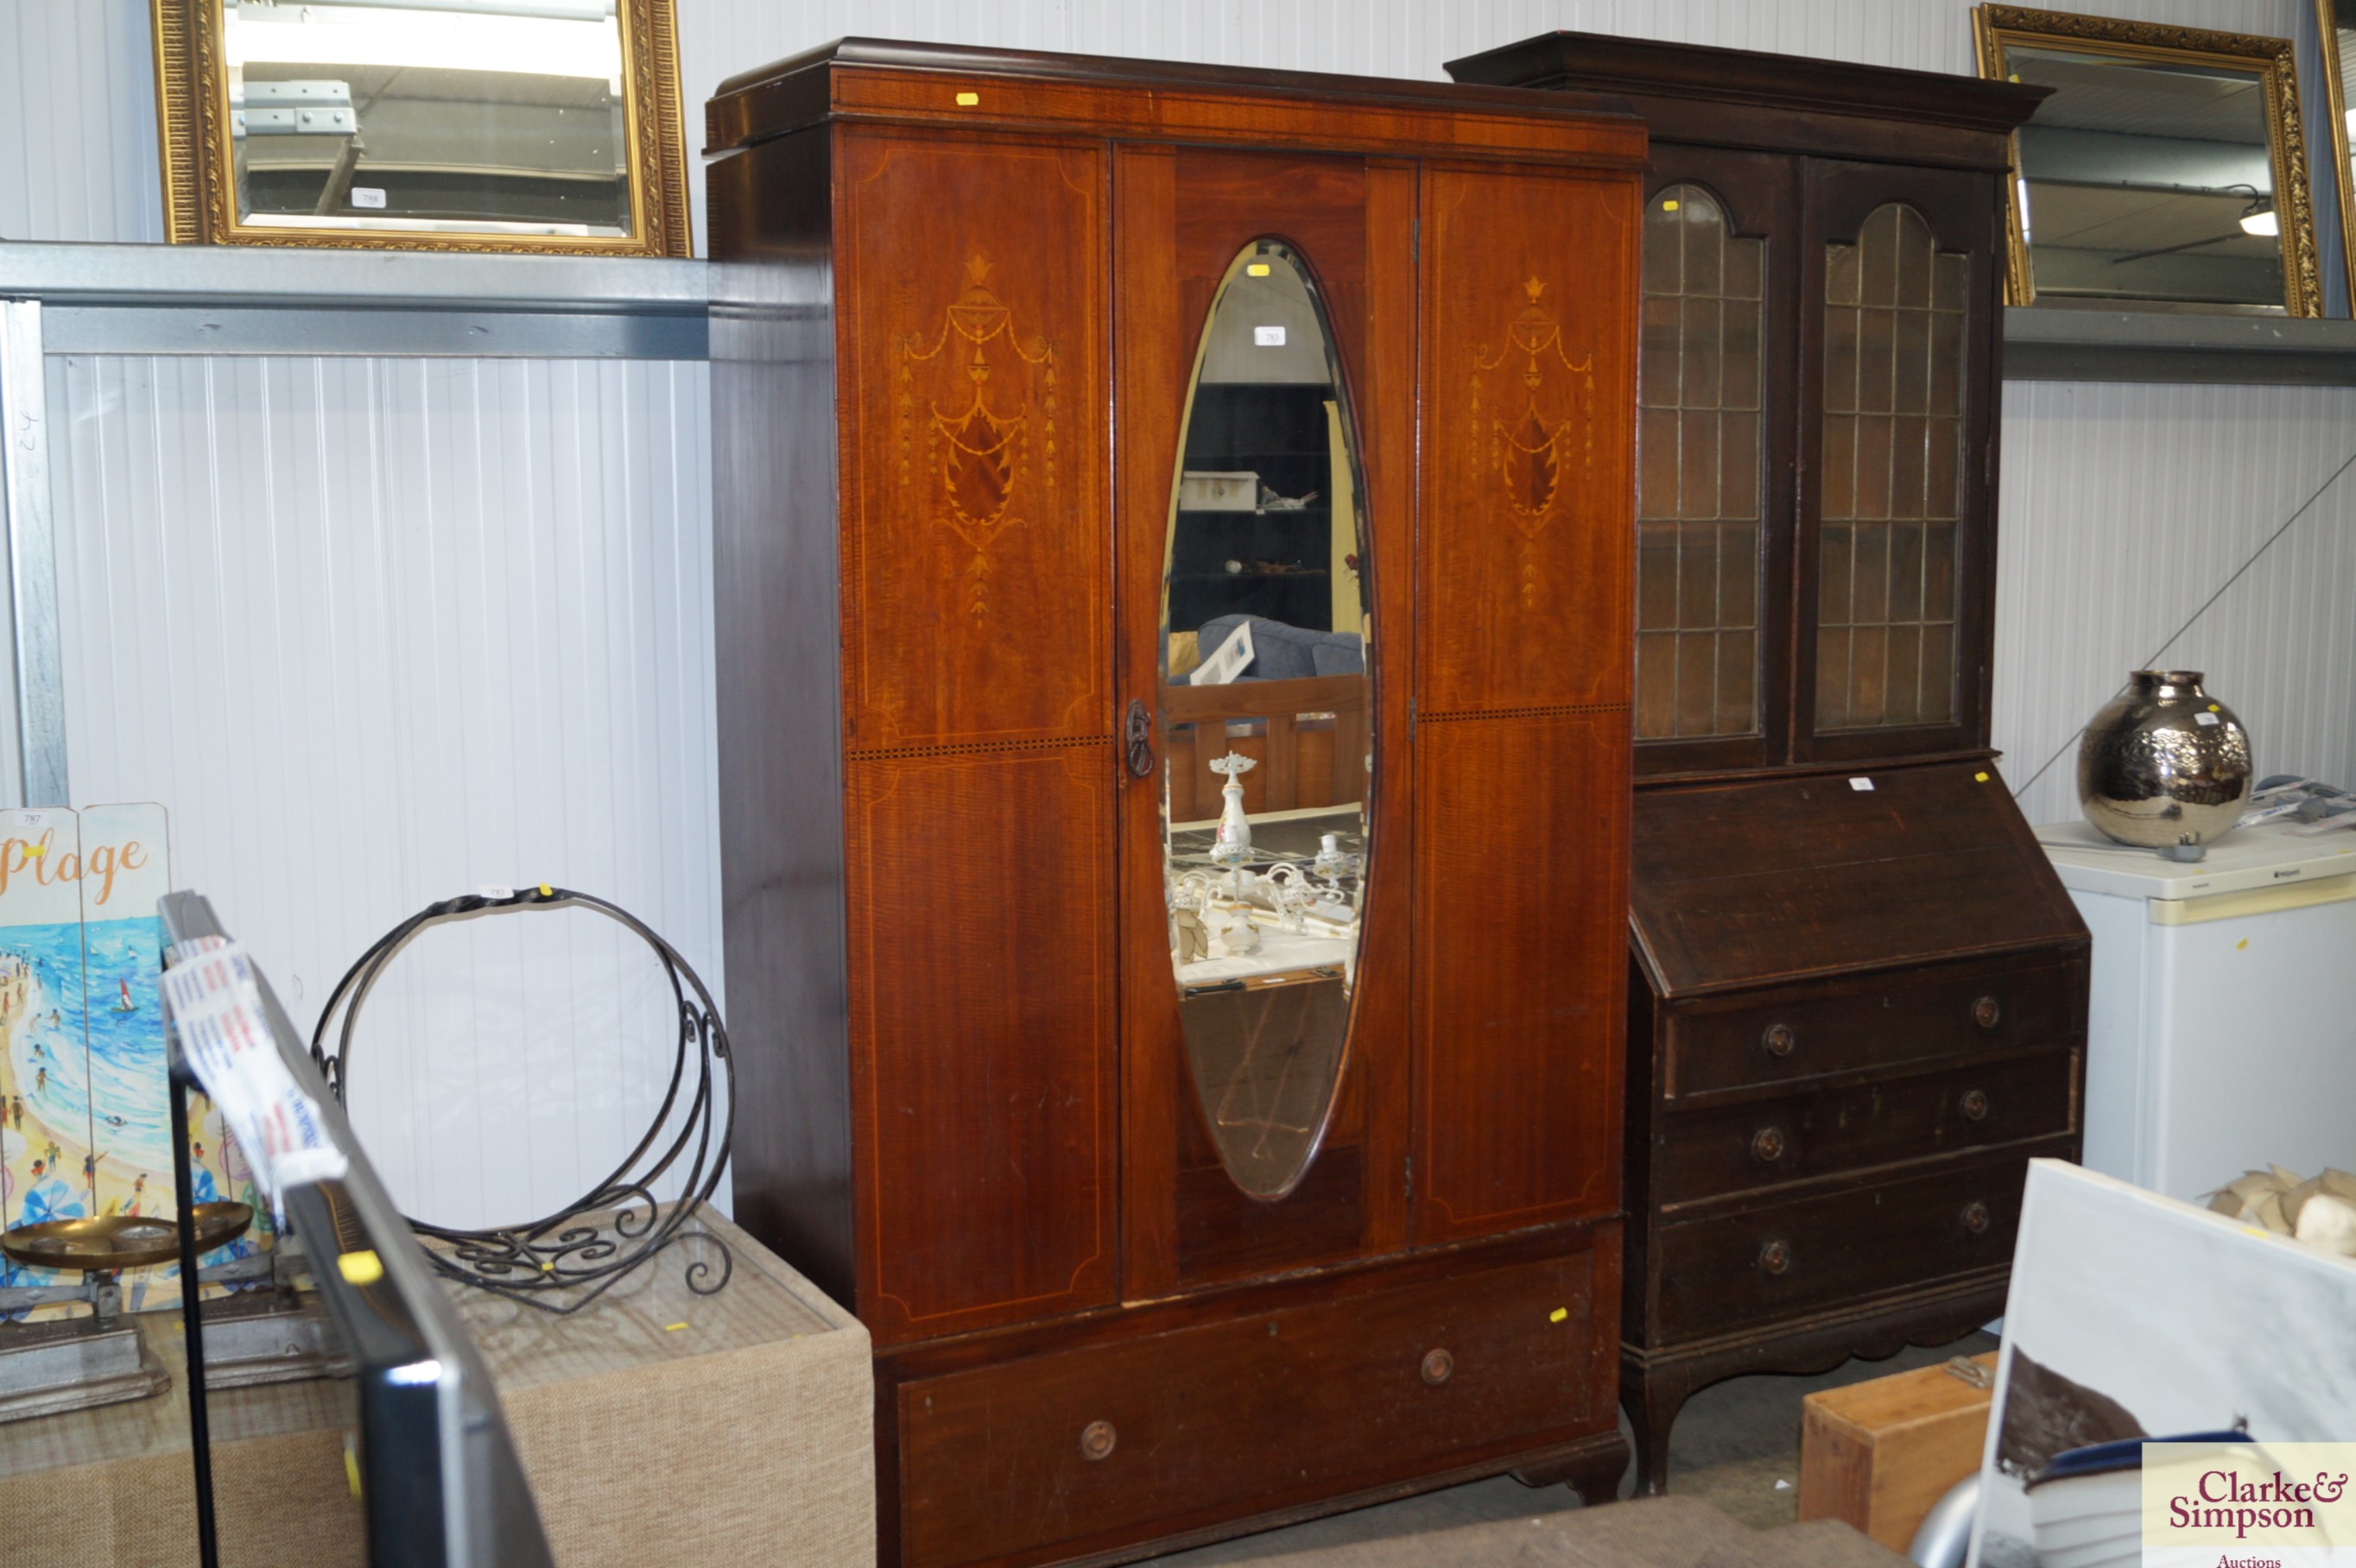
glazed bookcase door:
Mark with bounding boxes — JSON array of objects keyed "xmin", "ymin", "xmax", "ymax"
[
  {"xmin": 1114, "ymin": 145, "xmax": 1415, "ymax": 1300},
  {"xmin": 1793, "ymin": 159, "xmax": 1998, "ymax": 766},
  {"xmin": 1632, "ymin": 149, "xmax": 1797, "ymax": 781}
]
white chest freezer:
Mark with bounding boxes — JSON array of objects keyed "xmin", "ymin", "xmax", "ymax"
[{"xmin": 2039, "ymin": 818, "xmax": 2356, "ymax": 1202}]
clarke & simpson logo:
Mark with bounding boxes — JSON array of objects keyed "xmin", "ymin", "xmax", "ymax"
[{"xmin": 2142, "ymin": 1441, "xmax": 2356, "ymax": 1567}]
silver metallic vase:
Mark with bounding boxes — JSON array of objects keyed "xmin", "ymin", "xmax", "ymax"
[{"xmin": 2076, "ymin": 670, "xmax": 2252, "ymax": 850}]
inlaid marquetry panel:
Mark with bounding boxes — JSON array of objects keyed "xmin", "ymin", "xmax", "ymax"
[
  {"xmin": 1419, "ymin": 164, "xmax": 1638, "ymax": 714},
  {"xmin": 1816, "ymin": 202, "xmax": 1966, "ymax": 732},
  {"xmin": 846, "ymin": 744, "xmax": 1117, "ymax": 1342},
  {"xmin": 836, "ymin": 128, "xmax": 1108, "ymax": 750},
  {"xmin": 1637, "ymin": 184, "xmax": 1766, "ymax": 741}
]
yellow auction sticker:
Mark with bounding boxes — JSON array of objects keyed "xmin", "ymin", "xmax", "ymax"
[{"xmin": 2141, "ymin": 1439, "xmax": 2356, "ymax": 1565}]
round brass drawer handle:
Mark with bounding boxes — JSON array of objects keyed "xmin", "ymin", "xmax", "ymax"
[
  {"xmin": 1758, "ymin": 1240, "xmax": 1795, "ymax": 1276},
  {"xmin": 1422, "ymin": 1348, "xmax": 1455, "ymax": 1386},
  {"xmin": 1761, "ymin": 1022, "xmax": 1798, "ymax": 1059},
  {"xmin": 1751, "ymin": 1126, "xmax": 1788, "ymax": 1163},
  {"xmin": 1960, "ymin": 1089, "xmax": 1991, "ymax": 1122},
  {"xmin": 1962, "ymin": 1201, "xmax": 1992, "ymax": 1236},
  {"xmin": 1972, "ymin": 996, "xmax": 2002, "ymax": 1031},
  {"xmin": 1080, "ymin": 1419, "xmax": 1118, "ymax": 1462}
]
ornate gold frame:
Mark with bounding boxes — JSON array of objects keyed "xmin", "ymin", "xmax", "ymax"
[
  {"xmin": 1972, "ymin": 4, "xmax": 2321, "ymax": 315},
  {"xmin": 2315, "ymin": 0, "xmax": 2356, "ymax": 308},
  {"xmin": 149, "ymin": 0, "xmax": 691, "ymax": 256}
]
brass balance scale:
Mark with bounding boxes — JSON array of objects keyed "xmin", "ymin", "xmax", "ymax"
[{"xmin": 0, "ymin": 1202, "xmax": 344, "ymax": 1422}]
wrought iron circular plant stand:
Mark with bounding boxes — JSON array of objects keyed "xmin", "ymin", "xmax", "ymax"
[{"xmin": 312, "ymin": 886, "xmax": 733, "ymax": 1315}]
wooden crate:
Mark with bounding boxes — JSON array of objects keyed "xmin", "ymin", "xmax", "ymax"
[{"xmin": 1798, "ymin": 1352, "xmax": 1998, "ymax": 1551}]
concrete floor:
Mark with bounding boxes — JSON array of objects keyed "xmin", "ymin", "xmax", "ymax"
[{"xmin": 1149, "ymin": 1331, "xmax": 1999, "ymax": 1564}]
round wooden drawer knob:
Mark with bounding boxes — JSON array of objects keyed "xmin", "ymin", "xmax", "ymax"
[
  {"xmin": 1962, "ymin": 1201, "xmax": 1992, "ymax": 1236},
  {"xmin": 1760, "ymin": 1022, "xmax": 1798, "ymax": 1059},
  {"xmin": 1972, "ymin": 996, "xmax": 2002, "ymax": 1030},
  {"xmin": 1422, "ymin": 1348, "xmax": 1454, "ymax": 1386},
  {"xmin": 1080, "ymin": 1419, "xmax": 1118, "ymax": 1462},
  {"xmin": 1758, "ymin": 1240, "xmax": 1795, "ymax": 1276},
  {"xmin": 1751, "ymin": 1126, "xmax": 1788, "ymax": 1163},
  {"xmin": 1960, "ymin": 1090, "xmax": 1991, "ymax": 1122}
]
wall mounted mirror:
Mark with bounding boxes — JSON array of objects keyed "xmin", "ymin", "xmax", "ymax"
[
  {"xmin": 1160, "ymin": 240, "xmax": 1370, "ymax": 1202},
  {"xmin": 151, "ymin": 0, "xmax": 690, "ymax": 255},
  {"xmin": 1973, "ymin": 5, "xmax": 2321, "ymax": 313}
]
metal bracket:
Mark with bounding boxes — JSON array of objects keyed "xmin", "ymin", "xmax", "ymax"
[{"xmin": 0, "ymin": 301, "xmax": 66, "ymax": 809}]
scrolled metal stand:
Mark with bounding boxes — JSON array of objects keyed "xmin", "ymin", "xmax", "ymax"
[{"xmin": 312, "ymin": 887, "xmax": 733, "ymax": 1315}]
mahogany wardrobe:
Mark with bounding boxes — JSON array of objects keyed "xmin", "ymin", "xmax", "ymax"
[
  {"xmin": 1449, "ymin": 33, "xmax": 2089, "ymax": 1494},
  {"xmin": 706, "ymin": 41, "xmax": 1644, "ymax": 1568}
]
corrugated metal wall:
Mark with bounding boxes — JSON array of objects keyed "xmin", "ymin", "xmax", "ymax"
[
  {"xmin": 45, "ymin": 351, "xmax": 717, "ymax": 1227},
  {"xmin": 0, "ymin": 0, "xmax": 162, "ymax": 244},
  {"xmin": 3, "ymin": 0, "xmax": 2353, "ymax": 1221},
  {"xmin": 1994, "ymin": 382, "xmax": 2356, "ymax": 825}
]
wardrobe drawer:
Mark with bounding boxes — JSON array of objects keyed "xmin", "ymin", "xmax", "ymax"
[
  {"xmin": 1654, "ymin": 1049, "xmax": 2078, "ymax": 1205},
  {"xmin": 898, "ymin": 1249, "xmax": 1601, "ymax": 1567},
  {"xmin": 1663, "ymin": 961, "xmax": 2078, "ymax": 1100},
  {"xmin": 1652, "ymin": 1146, "xmax": 2054, "ymax": 1344}
]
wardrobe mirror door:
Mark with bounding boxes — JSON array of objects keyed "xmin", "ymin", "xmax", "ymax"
[{"xmin": 1161, "ymin": 240, "xmax": 1371, "ymax": 1202}]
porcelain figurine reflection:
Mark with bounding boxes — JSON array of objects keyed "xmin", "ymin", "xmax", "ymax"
[
  {"xmin": 1311, "ymin": 832, "xmax": 1349, "ymax": 882},
  {"xmin": 1171, "ymin": 905, "xmax": 1209, "ymax": 964},
  {"xmin": 1208, "ymin": 752, "xmax": 1257, "ymax": 870}
]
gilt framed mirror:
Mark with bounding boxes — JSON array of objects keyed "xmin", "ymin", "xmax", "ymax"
[
  {"xmin": 1973, "ymin": 5, "xmax": 2321, "ymax": 314},
  {"xmin": 150, "ymin": 0, "xmax": 690, "ymax": 256}
]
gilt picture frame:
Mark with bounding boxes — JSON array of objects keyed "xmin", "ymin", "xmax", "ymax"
[
  {"xmin": 1973, "ymin": 5, "xmax": 2322, "ymax": 315},
  {"xmin": 149, "ymin": 0, "xmax": 692, "ymax": 256}
]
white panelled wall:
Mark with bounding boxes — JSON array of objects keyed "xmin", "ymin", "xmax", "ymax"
[
  {"xmin": 46, "ymin": 351, "xmax": 719, "ymax": 1226},
  {"xmin": 3, "ymin": 0, "xmax": 2353, "ymax": 1223},
  {"xmin": 1994, "ymin": 382, "xmax": 2356, "ymax": 825}
]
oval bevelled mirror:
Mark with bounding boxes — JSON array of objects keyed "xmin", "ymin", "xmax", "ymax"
[{"xmin": 1161, "ymin": 240, "xmax": 1370, "ymax": 1201}]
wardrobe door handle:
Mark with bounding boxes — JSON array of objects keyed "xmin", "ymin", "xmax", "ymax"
[{"xmin": 1124, "ymin": 698, "xmax": 1155, "ymax": 780}]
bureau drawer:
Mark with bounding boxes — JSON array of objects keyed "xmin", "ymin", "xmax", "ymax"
[
  {"xmin": 1664, "ymin": 961, "xmax": 2078, "ymax": 1101},
  {"xmin": 1652, "ymin": 1147, "xmax": 2053, "ymax": 1343},
  {"xmin": 1655, "ymin": 1049, "xmax": 2078, "ymax": 1206},
  {"xmin": 899, "ymin": 1249, "xmax": 1601, "ymax": 1567}
]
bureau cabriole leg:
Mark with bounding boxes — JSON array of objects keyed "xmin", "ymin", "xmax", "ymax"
[{"xmin": 1624, "ymin": 1363, "xmax": 1693, "ymax": 1495}]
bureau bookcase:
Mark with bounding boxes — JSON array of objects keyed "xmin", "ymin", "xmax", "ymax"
[{"xmin": 1449, "ymin": 32, "xmax": 2088, "ymax": 1493}]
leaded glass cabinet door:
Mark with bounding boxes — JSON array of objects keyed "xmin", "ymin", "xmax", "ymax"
[
  {"xmin": 1633, "ymin": 150, "xmax": 1797, "ymax": 778},
  {"xmin": 1796, "ymin": 160, "xmax": 1999, "ymax": 764}
]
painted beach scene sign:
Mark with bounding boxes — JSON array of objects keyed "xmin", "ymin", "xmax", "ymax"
[{"xmin": 0, "ymin": 804, "xmax": 263, "ymax": 1316}]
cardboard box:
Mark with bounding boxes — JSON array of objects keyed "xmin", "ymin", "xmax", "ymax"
[{"xmin": 1798, "ymin": 1351, "xmax": 1998, "ymax": 1551}]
